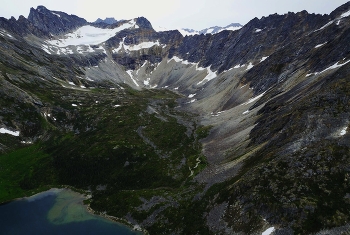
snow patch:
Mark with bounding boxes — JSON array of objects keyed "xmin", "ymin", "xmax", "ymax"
[
  {"xmin": 171, "ymin": 56, "xmax": 183, "ymax": 63},
  {"xmin": 222, "ymin": 68, "xmax": 233, "ymax": 73},
  {"xmin": 341, "ymin": 10, "xmax": 350, "ymax": 18},
  {"xmin": 188, "ymin": 99, "xmax": 196, "ymax": 103},
  {"xmin": 195, "ymin": 64, "xmax": 206, "ymax": 71},
  {"xmin": 52, "ymin": 12, "xmax": 61, "ymax": 18},
  {"xmin": 255, "ymin": 28, "xmax": 262, "ymax": 33},
  {"xmin": 246, "ymin": 62, "xmax": 254, "ymax": 70},
  {"xmin": 84, "ymin": 77, "xmax": 94, "ymax": 81},
  {"xmin": 211, "ymin": 111, "xmax": 225, "ymax": 117},
  {"xmin": 307, "ymin": 60, "xmax": 350, "ymax": 76},
  {"xmin": 0, "ymin": 30, "xmax": 14, "ymax": 39},
  {"xmin": 319, "ymin": 60, "xmax": 350, "ymax": 74},
  {"xmin": 113, "ymin": 38, "xmax": 125, "ymax": 53},
  {"xmin": 42, "ymin": 47, "xmax": 51, "ymax": 54},
  {"xmin": 114, "ymin": 38, "xmax": 163, "ymax": 53},
  {"xmin": 262, "ymin": 227, "xmax": 275, "ymax": 235},
  {"xmin": 167, "ymin": 56, "xmax": 216, "ymax": 84},
  {"xmin": 126, "ymin": 70, "xmax": 139, "ymax": 87},
  {"xmin": 21, "ymin": 141, "xmax": 33, "ymax": 144},
  {"xmin": 0, "ymin": 127, "xmax": 20, "ymax": 136},
  {"xmin": 315, "ymin": 42, "xmax": 327, "ymax": 48},
  {"xmin": 96, "ymin": 46, "xmax": 107, "ymax": 54},
  {"xmin": 260, "ymin": 56, "xmax": 269, "ymax": 62},
  {"xmin": 72, "ymin": 104, "xmax": 78, "ymax": 107},
  {"xmin": 168, "ymin": 56, "xmax": 198, "ymax": 67},
  {"xmin": 241, "ymin": 92, "xmax": 266, "ymax": 106},
  {"xmin": 144, "ymin": 78, "xmax": 151, "ymax": 86},
  {"xmin": 316, "ymin": 21, "xmax": 334, "ymax": 32},
  {"xmin": 340, "ymin": 127, "xmax": 348, "ymax": 136},
  {"xmin": 197, "ymin": 66, "xmax": 217, "ymax": 85},
  {"xmin": 242, "ymin": 110, "xmax": 250, "ymax": 115},
  {"xmin": 125, "ymin": 40, "xmax": 161, "ymax": 51},
  {"xmin": 141, "ymin": 60, "xmax": 148, "ymax": 67},
  {"xmin": 188, "ymin": 94, "xmax": 196, "ymax": 98}
]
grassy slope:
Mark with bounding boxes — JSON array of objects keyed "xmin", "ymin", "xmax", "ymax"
[
  {"xmin": 0, "ymin": 144, "xmax": 54, "ymax": 202},
  {"xmin": 0, "ymin": 78, "xmax": 211, "ymax": 233}
]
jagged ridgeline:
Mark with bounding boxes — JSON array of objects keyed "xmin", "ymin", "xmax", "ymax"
[{"xmin": 0, "ymin": 2, "xmax": 350, "ymax": 234}]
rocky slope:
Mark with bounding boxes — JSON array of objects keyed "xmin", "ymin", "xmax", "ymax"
[
  {"xmin": 28, "ymin": 5, "xmax": 87, "ymax": 35},
  {"xmin": 0, "ymin": 2, "xmax": 350, "ymax": 234}
]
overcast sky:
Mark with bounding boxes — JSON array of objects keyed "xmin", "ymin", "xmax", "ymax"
[{"xmin": 0, "ymin": 0, "xmax": 349, "ymax": 30}]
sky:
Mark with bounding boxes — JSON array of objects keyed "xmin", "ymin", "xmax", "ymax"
[{"xmin": 0, "ymin": 0, "xmax": 349, "ymax": 30}]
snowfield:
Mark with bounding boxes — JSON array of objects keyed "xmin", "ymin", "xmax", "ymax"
[
  {"xmin": 113, "ymin": 38, "xmax": 163, "ymax": 53},
  {"xmin": 47, "ymin": 19, "xmax": 137, "ymax": 47}
]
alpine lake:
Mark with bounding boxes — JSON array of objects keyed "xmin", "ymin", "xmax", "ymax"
[{"xmin": 0, "ymin": 188, "xmax": 142, "ymax": 235}]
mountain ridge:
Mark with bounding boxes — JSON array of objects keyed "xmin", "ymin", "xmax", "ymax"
[
  {"xmin": 179, "ymin": 22, "xmax": 243, "ymax": 36},
  {"xmin": 28, "ymin": 5, "xmax": 87, "ymax": 35},
  {"xmin": 94, "ymin": 17, "xmax": 118, "ymax": 25}
]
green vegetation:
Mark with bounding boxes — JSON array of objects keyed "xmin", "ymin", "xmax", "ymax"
[
  {"xmin": 0, "ymin": 144, "xmax": 55, "ymax": 202},
  {"xmin": 195, "ymin": 125, "xmax": 212, "ymax": 140},
  {"xmin": 0, "ymin": 75, "xmax": 212, "ymax": 233}
]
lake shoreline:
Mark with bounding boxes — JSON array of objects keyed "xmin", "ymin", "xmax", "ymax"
[
  {"xmin": 1, "ymin": 186, "xmax": 148, "ymax": 234},
  {"xmin": 85, "ymin": 202, "xmax": 147, "ymax": 235}
]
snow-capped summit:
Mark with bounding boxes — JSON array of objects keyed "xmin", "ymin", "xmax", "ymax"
[
  {"xmin": 175, "ymin": 23, "xmax": 242, "ymax": 36},
  {"xmin": 199, "ymin": 23, "xmax": 242, "ymax": 34}
]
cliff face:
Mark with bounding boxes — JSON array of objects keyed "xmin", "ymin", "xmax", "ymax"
[
  {"xmin": 27, "ymin": 5, "xmax": 87, "ymax": 35},
  {"xmin": 0, "ymin": 2, "xmax": 350, "ymax": 234}
]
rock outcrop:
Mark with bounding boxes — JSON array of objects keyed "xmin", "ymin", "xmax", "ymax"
[{"xmin": 28, "ymin": 5, "xmax": 87, "ymax": 35}]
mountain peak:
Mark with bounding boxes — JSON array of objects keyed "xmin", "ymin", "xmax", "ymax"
[
  {"xmin": 94, "ymin": 17, "xmax": 118, "ymax": 25},
  {"xmin": 28, "ymin": 5, "xmax": 87, "ymax": 35},
  {"xmin": 330, "ymin": 1, "xmax": 350, "ymax": 19},
  {"xmin": 36, "ymin": 5, "xmax": 49, "ymax": 12},
  {"xmin": 135, "ymin": 16, "xmax": 153, "ymax": 29}
]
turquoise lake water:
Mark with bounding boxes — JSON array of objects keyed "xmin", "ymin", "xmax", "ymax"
[{"xmin": 0, "ymin": 188, "xmax": 141, "ymax": 235}]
